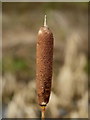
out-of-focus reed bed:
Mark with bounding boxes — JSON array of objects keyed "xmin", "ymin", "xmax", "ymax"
[{"xmin": 2, "ymin": 3, "xmax": 88, "ymax": 118}]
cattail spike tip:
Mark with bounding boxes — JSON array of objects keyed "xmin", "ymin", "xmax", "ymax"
[{"xmin": 44, "ymin": 15, "xmax": 47, "ymax": 27}]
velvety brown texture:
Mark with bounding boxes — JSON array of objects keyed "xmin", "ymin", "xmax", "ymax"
[{"xmin": 36, "ymin": 26, "xmax": 54, "ymax": 106}]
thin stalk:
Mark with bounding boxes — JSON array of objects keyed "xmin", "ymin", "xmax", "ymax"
[
  {"xmin": 44, "ymin": 15, "xmax": 47, "ymax": 27},
  {"xmin": 41, "ymin": 106, "xmax": 46, "ymax": 120}
]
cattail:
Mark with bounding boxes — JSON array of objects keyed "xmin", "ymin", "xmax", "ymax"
[{"xmin": 36, "ymin": 15, "xmax": 54, "ymax": 117}]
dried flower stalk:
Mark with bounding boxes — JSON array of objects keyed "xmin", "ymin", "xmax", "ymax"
[{"xmin": 36, "ymin": 15, "xmax": 54, "ymax": 109}]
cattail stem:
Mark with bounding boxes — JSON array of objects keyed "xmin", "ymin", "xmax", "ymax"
[{"xmin": 41, "ymin": 106, "xmax": 46, "ymax": 120}]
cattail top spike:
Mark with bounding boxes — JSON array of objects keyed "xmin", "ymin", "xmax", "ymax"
[{"xmin": 44, "ymin": 15, "xmax": 47, "ymax": 27}]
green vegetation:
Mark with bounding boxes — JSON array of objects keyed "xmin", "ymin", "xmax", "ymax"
[
  {"xmin": 84, "ymin": 58, "xmax": 90, "ymax": 74},
  {"xmin": 3, "ymin": 56, "xmax": 29, "ymax": 72}
]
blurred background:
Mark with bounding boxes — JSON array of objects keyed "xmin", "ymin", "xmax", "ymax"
[{"xmin": 1, "ymin": 2, "xmax": 88, "ymax": 118}]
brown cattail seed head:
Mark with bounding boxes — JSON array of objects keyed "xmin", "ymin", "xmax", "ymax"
[{"xmin": 36, "ymin": 17, "xmax": 54, "ymax": 106}]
